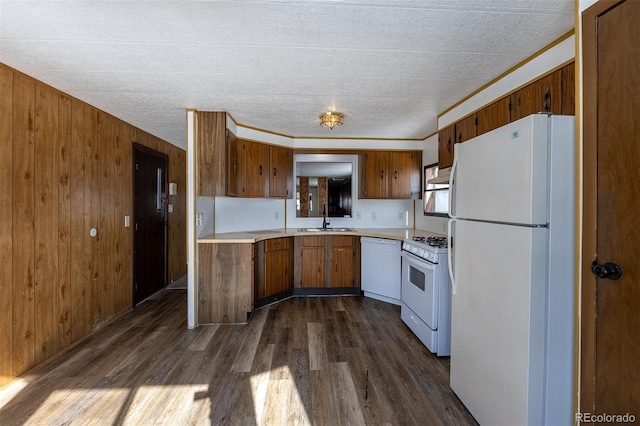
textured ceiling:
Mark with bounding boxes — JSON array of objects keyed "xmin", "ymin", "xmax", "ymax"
[{"xmin": 0, "ymin": 1, "xmax": 574, "ymax": 148}]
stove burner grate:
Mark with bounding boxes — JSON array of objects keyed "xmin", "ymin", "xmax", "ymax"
[{"xmin": 412, "ymin": 236, "xmax": 449, "ymax": 248}]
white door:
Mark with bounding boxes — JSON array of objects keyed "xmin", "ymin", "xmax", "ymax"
[{"xmin": 450, "ymin": 219, "xmax": 547, "ymax": 426}]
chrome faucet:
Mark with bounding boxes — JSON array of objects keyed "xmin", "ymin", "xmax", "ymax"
[{"xmin": 322, "ymin": 204, "xmax": 330, "ymax": 230}]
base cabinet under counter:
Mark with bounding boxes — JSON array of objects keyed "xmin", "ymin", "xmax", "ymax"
[
  {"xmin": 255, "ymin": 237, "xmax": 294, "ymax": 307},
  {"xmin": 197, "ymin": 234, "xmax": 363, "ymax": 324},
  {"xmin": 294, "ymin": 235, "xmax": 361, "ymax": 292},
  {"xmin": 198, "ymin": 243, "xmax": 254, "ymax": 324}
]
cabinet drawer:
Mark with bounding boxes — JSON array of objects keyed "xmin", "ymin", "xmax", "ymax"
[
  {"xmin": 331, "ymin": 236, "xmax": 354, "ymax": 248},
  {"xmin": 265, "ymin": 237, "xmax": 290, "ymax": 252},
  {"xmin": 302, "ymin": 236, "xmax": 325, "ymax": 247}
]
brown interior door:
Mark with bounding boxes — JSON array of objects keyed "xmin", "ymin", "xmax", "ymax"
[
  {"xmin": 133, "ymin": 144, "xmax": 168, "ymax": 305},
  {"xmin": 582, "ymin": 0, "xmax": 640, "ymax": 413}
]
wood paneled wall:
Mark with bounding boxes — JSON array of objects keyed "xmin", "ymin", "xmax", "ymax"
[{"xmin": 0, "ymin": 64, "xmax": 186, "ymax": 386}]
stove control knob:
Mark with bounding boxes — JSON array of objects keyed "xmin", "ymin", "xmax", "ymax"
[
  {"xmin": 411, "ymin": 247, "xmax": 418, "ymax": 254},
  {"xmin": 419, "ymin": 249, "xmax": 427, "ymax": 258}
]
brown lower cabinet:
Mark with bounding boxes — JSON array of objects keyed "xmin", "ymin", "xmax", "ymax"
[
  {"xmin": 299, "ymin": 236, "xmax": 326, "ymax": 288},
  {"xmin": 198, "ymin": 235, "xmax": 361, "ymax": 323},
  {"xmin": 256, "ymin": 237, "xmax": 294, "ymax": 300},
  {"xmin": 329, "ymin": 236, "xmax": 356, "ymax": 288},
  {"xmin": 294, "ymin": 235, "xmax": 361, "ymax": 289},
  {"xmin": 198, "ymin": 243, "xmax": 254, "ymax": 324}
]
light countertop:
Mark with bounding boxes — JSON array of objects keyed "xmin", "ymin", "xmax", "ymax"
[{"xmin": 198, "ymin": 228, "xmax": 445, "ymax": 244}]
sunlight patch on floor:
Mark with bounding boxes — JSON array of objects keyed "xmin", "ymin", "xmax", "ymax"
[
  {"xmin": 251, "ymin": 365, "xmax": 311, "ymax": 425},
  {"xmin": 0, "ymin": 378, "xmax": 31, "ymax": 410},
  {"xmin": 20, "ymin": 385, "xmax": 212, "ymax": 425},
  {"xmin": 26, "ymin": 387, "xmax": 130, "ymax": 424}
]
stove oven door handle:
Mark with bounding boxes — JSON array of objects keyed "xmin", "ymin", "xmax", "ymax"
[{"xmin": 447, "ymin": 218, "xmax": 456, "ymax": 295}]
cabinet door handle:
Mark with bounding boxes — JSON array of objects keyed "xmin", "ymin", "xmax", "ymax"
[
  {"xmin": 447, "ymin": 137, "xmax": 451, "ymax": 152},
  {"xmin": 273, "ymin": 167, "xmax": 277, "ymax": 176},
  {"xmin": 380, "ymin": 170, "xmax": 384, "ymax": 179},
  {"xmin": 394, "ymin": 170, "xmax": 398, "ymax": 180},
  {"xmin": 543, "ymin": 88, "xmax": 551, "ymax": 113},
  {"xmin": 335, "ymin": 263, "xmax": 338, "ymax": 272},
  {"xmin": 259, "ymin": 165, "xmax": 262, "ymax": 175}
]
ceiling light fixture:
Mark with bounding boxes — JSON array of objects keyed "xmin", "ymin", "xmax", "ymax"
[{"xmin": 319, "ymin": 111, "xmax": 344, "ymax": 129}]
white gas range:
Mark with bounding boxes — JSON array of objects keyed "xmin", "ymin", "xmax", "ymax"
[{"xmin": 400, "ymin": 236, "xmax": 452, "ymax": 356}]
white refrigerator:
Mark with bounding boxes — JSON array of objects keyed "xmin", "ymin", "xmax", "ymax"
[{"xmin": 448, "ymin": 114, "xmax": 575, "ymax": 426}]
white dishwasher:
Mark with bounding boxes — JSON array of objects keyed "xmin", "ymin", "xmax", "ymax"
[{"xmin": 360, "ymin": 237, "xmax": 402, "ymax": 305}]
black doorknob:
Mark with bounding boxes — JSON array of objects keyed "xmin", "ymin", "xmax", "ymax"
[{"xmin": 591, "ymin": 261, "xmax": 622, "ymax": 280}]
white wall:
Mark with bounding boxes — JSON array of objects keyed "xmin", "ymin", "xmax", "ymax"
[{"xmin": 214, "ymin": 197, "xmax": 286, "ymax": 233}]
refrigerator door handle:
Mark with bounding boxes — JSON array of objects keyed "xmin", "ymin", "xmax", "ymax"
[
  {"xmin": 448, "ymin": 218, "xmax": 456, "ymax": 295},
  {"xmin": 448, "ymin": 154, "xmax": 458, "ymax": 219}
]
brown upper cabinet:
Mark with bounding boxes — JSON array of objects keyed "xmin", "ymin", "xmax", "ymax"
[
  {"xmin": 438, "ymin": 124, "xmax": 455, "ymax": 169},
  {"xmin": 243, "ymin": 140, "xmax": 270, "ymax": 197},
  {"xmin": 196, "ymin": 111, "xmax": 293, "ymax": 198},
  {"xmin": 438, "ymin": 61, "xmax": 575, "ymax": 169},
  {"xmin": 389, "ymin": 151, "xmax": 422, "ymax": 199},
  {"xmin": 437, "ymin": 115, "xmax": 476, "ymax": 170},
  {"xmin": 197, "ymin": 111, "xmax": 228, "ymax": 196},
  {"xmin": 455, "ymin": 114, "xmax": 477, "ymax": 144},
  {"xmin": 360, "ymin": 151, "xmax": 389, "ymax": 199},
  {"xmin": 511, "ymin": 68, "xmax": 562, "ymax": 121},
  {"xmin": 227, "ymin": 138, "xmax": 269, "ymax": 197},
  {"xmin": 226, "ymin": 129, "xmax": 239, "ymax": 196},
  {"xmin": 359, "ymin": 150, "xmax": 421, "ymax": 199},
  {"xmin": 560, "ymin": 62, "xmax": 575, "ymax": 116},
  {"xmin": 477, "ymin": 97, "xmax": 511, "ymax": 137},
  {"xmin": 269, "ymin": 144, "xmax": 293, "ymax": 198}
]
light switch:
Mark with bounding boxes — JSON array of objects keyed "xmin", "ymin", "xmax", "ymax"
[
  {"xmin": 124, "ymin": 216, "xmax": 131, "ymax": 227},
  {"xmin": 168, "ymin": 204, "xmax": 173, "ymax": 213}
]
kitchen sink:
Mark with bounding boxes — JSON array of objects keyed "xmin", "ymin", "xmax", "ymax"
[{"xmin": 297, "ymin": 227, "xmax": 354, "ymax": 232}]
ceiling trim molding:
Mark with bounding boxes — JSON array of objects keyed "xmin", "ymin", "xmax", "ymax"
[
  {"xmin": 438, "ymin": 29, "xmax": 576, "ymax": 119},
  {"xmin": 234, "ymin": 122, "xmax": 427, "ymax": 142},
  {"xmin": 438, "ymin": 57, "xmax": 576, "ymax": 130}
]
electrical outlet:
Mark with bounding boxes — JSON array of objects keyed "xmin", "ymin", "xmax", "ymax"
[
  {"xmin": 275, "ymin": 211, "xmax": 279, "ymax": 220},
  {"xmin": 356, "ymin": 211, "xmax": 361, "ymax": 220},
  {"xmin": 398, "ymin": 211, "xmax": 404, "ymax": 220},
  {"xmin": 371, "ymin": 211, "xmax": 377, "ymax": 220},
  {"xmin": 196, "ymin": 213, "xmax": 204, "ymax": 226}
]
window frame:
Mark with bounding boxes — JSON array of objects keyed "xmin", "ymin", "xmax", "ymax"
[{"xmin": 423, "ymin": 163, "xmax": 450, "ymax": 218}]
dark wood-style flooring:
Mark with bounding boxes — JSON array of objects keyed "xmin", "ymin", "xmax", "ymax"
[{"xmin": 0, "ymin": 290, "xmax": 477, "ymax": 425}]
